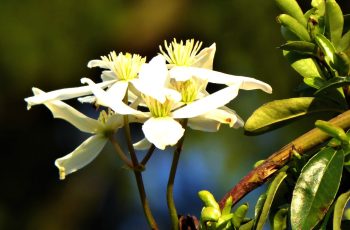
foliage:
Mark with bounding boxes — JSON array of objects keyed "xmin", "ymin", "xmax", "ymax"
[{"xmin": 203, "ymin": 0, "xmax": 350, "ymax": 229}]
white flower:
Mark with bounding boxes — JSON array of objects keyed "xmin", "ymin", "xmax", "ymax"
[
  {"xmin": 87, "ymin": 52, "xmax": 146, "ymax": 99},
  {"xmin": 30, "ymin": 88, "xmax": 124, "ymax": 180}
]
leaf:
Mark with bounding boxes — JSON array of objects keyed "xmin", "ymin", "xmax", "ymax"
[
  {"xmin": 339, "ymin": 30, "xmax": 350, "ymax": 52},
  {"xmin": 277, "ymin": 14, "xmax": 311, "ymax": 41},
  {"xmin": 315, "ymin": 33, "xmax": 337, "ymax": 67},
  {"xmin": 333, "ymin": 190, "xmax": 350, "ymax": 230},
  {"xmin": 283, "ymin": 51, "xmax": 326, "ymax": 87},
  {"xmin": 279, "ymin": 41, "xmax": 316, "ymax": 55},
  {"xmin": 244, "ymin": 97, "xmax": 343, "ymax": 135},
  {"xmin": 291, "ymin": 147, "xmax": 344, "ymax": 230},
  {"xmin": 254, "ymin": 193, "xmax": 267, "ymax": 223},
  {"xmin": 255, "ymin": 171, "xmax": 287, "ymax": 230},
  {"xmin": 315, "ymin": 76, "xmax": 350, "ymax": 95},
  {"xmin": 275, "ymin": 0, "xmax": 307, "ymax": 27},
  {"xmin": 325, "ymin": 0, "xmax": 344, "ymax": 48}
]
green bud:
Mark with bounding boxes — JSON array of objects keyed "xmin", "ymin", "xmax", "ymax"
[
  {"xmin": 273, "ymin": 208, "xmax": 289, "ymax": 230},
  {"xmin": 275, "ymin": 0, "xmax": 307, "ymax": 27},
  {"xmin": 222, "ymin": 196, "xmax": 233, "ymax": 215},
  {"xmin": 277, "ymin": 14, "xmax": 311, "ymax": 41},
  {"xmin": 232, "ymin": 203, "xmax": 249, "ymax": 228},
  {"xmin": 201, "ymin": 206, "xmax": 221, "ymax": 222},
  {"xmin": 315, "ymin": 120, "xmax": 349, "ymax": 145},
  {"xmin": 198, "ymin": 190, "xmax": 220, "ymax": 210}
]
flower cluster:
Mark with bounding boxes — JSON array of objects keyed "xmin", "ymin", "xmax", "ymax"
[{"xmin": 25, "ymin": 39, "xmax": 272, "ymax": 179}]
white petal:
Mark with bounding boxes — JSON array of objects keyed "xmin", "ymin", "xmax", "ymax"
[
  {"xmin": 55, "ymin": 135, "xmax": 107, "ymax": 180},
  {"xmin": 87, "ymin": 59, "xmax": 110, "ymax": 69},
  {"xmin": 133, "ymin": 138, "xmax": 152, "ymax": 150},
  {"xmin": 25, "ymin": 80, "xmax": 115, "ymax": 109},
  {"xmin": 203, "ymin": 109, "xmax": 242, "ymax": 128},
  {"xmin": 77, "ymin": 95, "xmax": 96, "ymax": 104},
  {"xmin": 139, "ymin": 55, "xmax": 168, "ymax": 86},
  {"xmin": 142, "ymin": 117, "xmax": 184, "ymax": 150},
  {"xmin": 192, "ymin": 43, "xmax": 216, "ymax": 69},
  {"xmin": 188, "ymin": 117, "xmax": 221, "ymax": 132},
  {"xmin": 172, "ymin": 84, "xmax": 240, "ymax": 118},
  {"xmin": 169, "ymin": 67, "xmax": 193, "ymax": 81},
  {"xmin": 81, "ymin": 78, "xmax": 145, "ymax": 116},
  {"xmin": 32, "ymin": 88, "xmax": 101, "ymax": 133},
  {"xmin": 170, "ymin": 67, "xmax": 272, "ymax": 94},
  {"xmin": 106, "ymin": 80, "xmax": 128, "ymax": 101},
  {"xmin": 101, "ymin": 70, "xmax": 116, "ymax": 81}
]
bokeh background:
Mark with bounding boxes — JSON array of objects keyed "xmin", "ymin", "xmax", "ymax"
[{"xmin": 1, "ymin": 0, "xmax": 349, "ymax": 229}]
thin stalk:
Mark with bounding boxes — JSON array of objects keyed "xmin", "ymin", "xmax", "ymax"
[
  {"xmin": 108, "ymin": 135, "xmax": 133, "ymax": 169},
  {"xmin": 219, "ymin": 109, "xmax": 350, "ymax": 209},
  {"xmin": 167, "ymin": 119, "xmax": 188, "ymax": 230},
  {"xmin": 141, "ymin": 144, "xmax": 156, "ymax": 166},
  {"xmin": 122, "ymin": 95, "xmax": 159, "ymax": 229}
]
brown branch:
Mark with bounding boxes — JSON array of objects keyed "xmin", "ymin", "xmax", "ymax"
[{"xmin": 219, "ymin": 109, "xmax": 350, "ymax": 209}]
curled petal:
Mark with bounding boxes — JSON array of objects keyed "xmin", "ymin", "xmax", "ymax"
[
  {"xmin": 133, "ymin": 138, "xmax": 152, "ymax": 150},
  {"xmin": 32, "ymin": 88, "xmax": 101, "ymax": 133},
  {"xmin": 188, "ymin": 117, "xmax": 221, "ymax": 132},
  {"xmin": 25, "ymin": 81, "xmax": 115, "ymax": 109},
  {"xmin": 55, "ymin": 135, "xmax": 108, "ymax": 180},
  {"xmin": 142, "ymin": 117, "xmax": 184, "ymax": 150},
  {"xmin": 139, "ymin": 55, "xmax": 168, "ymax": 86},
  {"xmin": 172, "ymin": 84, "xmax": 240, "ymax": 118},
  {"xmin": 87, "ymin": 59, "xmax": 110, "ymax": 69}
]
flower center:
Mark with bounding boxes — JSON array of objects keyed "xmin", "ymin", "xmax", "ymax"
[
  {"xmin": 143, "ymin": 95, "xmax": 173, "ymax": 118},
  {"xmin": 159, "ymin": 39, "xmax": 202, "ymax": 66},
  {"xmin": 101, "ymin": 52, "xmax": 146, "ymax": 81},
  {"xmin": 171, "ymin": 77, "xmax": 207, "ymax": 104}
]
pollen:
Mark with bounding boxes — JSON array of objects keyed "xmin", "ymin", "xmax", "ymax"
[
  {"xmin": 159, "ymin": 39, "xmax": 203, "ymax": 66},
  {"xmin": 101, "ymin": 52, "xmax": 146, "ymax": 81}
]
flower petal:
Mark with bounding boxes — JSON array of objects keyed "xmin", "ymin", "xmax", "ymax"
[
  {"xmin": 106, "ymin": 80, "xmax": 128, "ymax": 101},
  {"xmin": 169, "ymin": 67, "xmax": 272, "ymax": 94},
  {"xmin": 55, "ymin": 135, "xmax": 107, "ymax": 180},
  {"xmin": 87, "ymin": 59, "xmax": 110, "ymax": 69},
  {"xmin": 25, "ymin": 80, "xmax": 115, "ymax": 109},
  {"xmin": 32, "ymin": 88, "xmax": 101, "ymax": 133},
  {"xmin": 101, "ymin": 70, "xmax": 116, "ymax": 81},
  {"xmin": 133, "ymin": 138, "xmax": 152, "ymax": 150},
  {"xmin": 172, "ymin": 84, "xmax": 240, "ymax": 118},
  {"xmin": 81, "ymin": 78, "xmax": 145, "ymax": 116},
  {"xmin": 192, "ymin": 43, "xmax": 216, "ymax": 69},
  {"xmin": 142, "ymin": 117, "xmax": 184, "ymax": 150},
  {"xmin": 188, "ymin": 117, "xmax": 221, "ymax": 132}
]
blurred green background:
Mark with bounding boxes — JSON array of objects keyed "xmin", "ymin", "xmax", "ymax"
[{"xmin": 0, "ymin": 0, "xmax": 348, "ymax": 229}]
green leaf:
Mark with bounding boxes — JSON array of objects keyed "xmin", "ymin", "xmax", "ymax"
[
  {"xmin": 325, "ymin": 0, "xmax": 344, "ymax": 48},
  {"xmin": 254, "ymin": 193, "xmax": 267, "ymax": 222},
  {"xmin": 279, "ymin": 41, "xmax": 316, "ymax": 55},
  {"xmin": 244, "ymin": 97, "xmax": 343, "ymax": 135},
  {"xmin": 315, "ymin": 76, "xmax": 350, "ymax": 95},
  {"xmin": 275, "ymin": 0, "xmax": 307, "ymax": 27},
  {"xmin": 315, "ymin": 33, "xmax": 337, "ymax": 67},
  {"xmin": 255, "ymin": 171, "xmax": 287, "ymax": 230},
  {"xmin": 333, "ymin": 190, "xmax": 350, "ymax": 230},
  {"xmin": 277, "ymin": 14, "xmax": 311, "ymax": 41},
  {"xmin": 339, "ymin": 30, "xmax": 350, "ymax": 52},
  {"xmin": 311, "ymin": 0, "xmax": 325, "ymax": 15},
  {"xmin": 283, "ymin": 51, "xmax": 326, "ymax": 87},
  {"xmin": 239, "ymin": 219, "xmax": 254, "ymax": 230},
  {"xmin": 291, "ymin": 147, "xmax": 344, "ymax": 230}
]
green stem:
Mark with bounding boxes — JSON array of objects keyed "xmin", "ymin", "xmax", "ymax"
[
  {"xmin": 219, "ymin": 109, "xmax": 350, "ymax": 209},
  {"xmin": 108, "ymin": 135, "xmax": 133, "ymax": 169},
  {"xmin": 141, "ymin": 144, "xmax": 156, "ymax": 166},
  {"xmin": 167, "ymin": 119, "xmax": 188, "ymax": 230},
  {"xmin": 122, "ymin": 95, "xmax": 158, "ymax": 229},
  {"xmin": 123, "ymin": 118, "xmax": 158, "ymax": 229}
]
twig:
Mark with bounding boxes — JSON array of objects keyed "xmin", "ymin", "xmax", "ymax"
[{"xmin": 219, "ymin": 109, "xmax": 350, "ymax": 209}]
